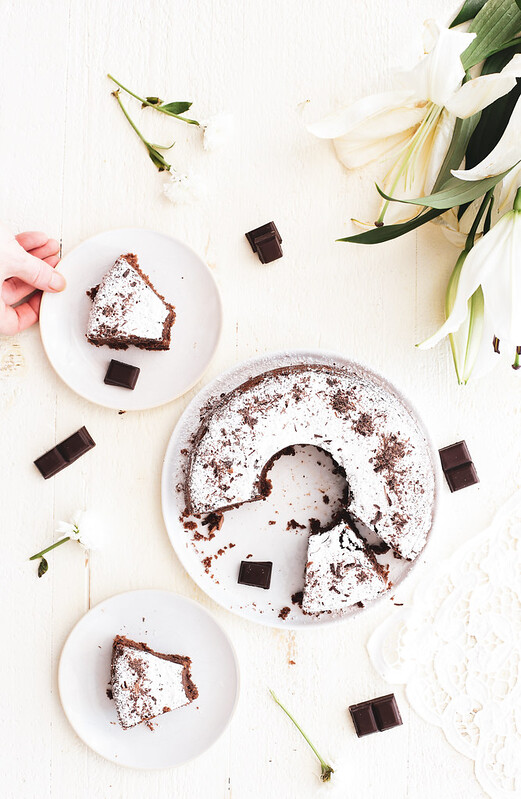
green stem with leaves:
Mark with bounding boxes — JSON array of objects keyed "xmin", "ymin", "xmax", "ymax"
[
  {"xmin": 111, "ymin": 90, "xmax": 172, "ymax": 172},
  {"xmin": 107, "ymin": 74, "xmax": 199, "ymax": 125},
  {"xmin": 269, "ymin": 689, "xmax": 334, "ymax": 782}
]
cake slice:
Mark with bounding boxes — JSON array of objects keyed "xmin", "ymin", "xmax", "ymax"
[
  {"xmin": 86, "ymin": 253, "xmax": 175, "ymax": 350},
  {"xmin": 110, "ymin": 635, "xmax": 198, "ymax": 730},
  {"xmin": 302, "ymin": 516, "xmax": 389, "ymax": 615}
]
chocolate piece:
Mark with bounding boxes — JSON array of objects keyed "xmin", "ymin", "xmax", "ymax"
[
  {"xmin": 439, "ymin": 440, "xmax": 479, "ymax": 492},
  {"xmin": 439, "ymin": 440, "xmax": 471, "ymax": 472},
  {"xmin": 57, "ymin": 426, "xmax": 96, "ymax": 463},
  {"xmin": 245, "ymin": 221, "xmax": 283, "ymax": 264},
  {"xmin": 104, "ymin": 359, "xmax": 140, "ymax": 390},
  {"xmin": 445, "ymin": 462, "xmax": 479, "ymax": 492},
  {"xmin": 371, "ymin": 694, "xmax": 403, "ymax": 731},
  {"xmin": 349, "ymin": 693, "xmax": 402, "ymax": 737},
  {"xmin": 349, "ymin": 702, "xmax": 378, "ymax": 737},
  {"xmin": 34, "ymin": 426, "xmax": 96, "ymax": 479},
  {"xmin": 34, "ymin": 448, "xmax": 68, "ymax": 479},
  {"xmin": 237, "ymin": 560, "xmax": 272, "ymax": 589}
]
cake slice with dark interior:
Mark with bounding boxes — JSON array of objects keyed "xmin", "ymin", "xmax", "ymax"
[
  {"xmin": 110, "ymin": 635, "xmax": 198, "ymax": 730},
  {"xmin": 86, "ymin": 253, "xmax": 175, "ymax": 350},
  {"xmin": 302, "ymin": 514, "xmax": 389, "ymax": 614}
]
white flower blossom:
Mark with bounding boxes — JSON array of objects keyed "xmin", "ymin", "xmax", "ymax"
[
  {"xmin": 55, "ymin": 510, "xmax": 102, "ymax": 550},
  {"xmin": 162, "ymin": 169, "xmax": 205, "ymax": 204},
  {"xmin": 202, "ymin": 113, "xmax": 233, "ymax": 151}
]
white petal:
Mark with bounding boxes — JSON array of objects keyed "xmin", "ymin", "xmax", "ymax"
[
  {"xmin": 307, "ymin": 90, "xmax": 417, "ymax": 139},
  {"xmin": 419, "ymin": 213, "xmax": 514, "ymax": 347},
  {"xmin": 423, "ymin": 110, "xmax": 456, "ymax": 193},
  {"xmin": 398, "ymin": 26, "xmax": 475, "ymax": 106},
  {"xmin": 55, "ymin": 520, "xmax": 75, "ymax": 536},
  {"xmin": 334, "ymin": 128, "xmax": 415, "ymax": 169},
  {"xmin": 446, "ymin": 55, "xmax": 521, "ymax": 118},
  {"xmin": 481, "ymin": 212, "xmax": 521, "ymax": 343},
  {"xmin": 453, "ymin": 95, "xmax": 521, "ymax": 180},
  {"xmin": 497, "ymin": 163, "xmax": 521, "ymax": 212}
]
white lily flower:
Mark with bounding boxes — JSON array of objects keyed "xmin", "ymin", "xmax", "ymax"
[
  {"xmin": 308, "ymin": 22, "xmax": 521, "ymax": 225},
  {"xmin": 420, "ymin": 188, "xmax": 521, "ymax": 370}
]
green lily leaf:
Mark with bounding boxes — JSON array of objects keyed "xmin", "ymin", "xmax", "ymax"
[
  {"xmin": 450, "ymin": 0, "xmax": 488, "ymax": 27},
  {"xmin": 432, "ymin": 114, "xmax": 481, "ymax": 192},
  {"xmin": 516, "ymin": 0, "xmax": 521, "ymax": 9},
  {"xmin": 462, "ymin": 0, "xmax": 521, "ymax": 69},
  {"xmin": 338, "ymin": 208, "xmax": 444, "ymax": 245},
  {"xmin": 160, "ymin": 101, "xmax": 192, "ymax": 114},
  {"xmin": 376, "ymin": 167, "xmax": 513, "ymax": 210}
]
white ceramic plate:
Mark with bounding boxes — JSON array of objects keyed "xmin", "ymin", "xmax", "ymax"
[
  {"xmin": 161, "ymin": 350, "xmax": 440, "ymax": 630},
  {"xmin": 40, "ymin": 228, "xmax": 222, "ymax": 410},
  {"xmin": 58, "ymin": 589, "xmax": 239, "ymax": 769}
]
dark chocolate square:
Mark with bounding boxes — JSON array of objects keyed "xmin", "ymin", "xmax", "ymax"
[
  {"xmin": 238, "ymin": 560, "xmax": 272, "ymax": 589},
  {"xmin": 245, "ymin": 221, "xmax": 282, "ymax": 252},
  {"xmin": 34, "ymin": 448, "xmax": 68, "ymax": 479},
  {"xmin": 254, "ymin": 232, "xmax": 283, "ymax": 264},
  {"xmin": 56, "ymin": 426, "xmax": 95, "ymax": 463},
  {"xmin": 104, "ymin": 359, "xmax": 140, "ymax": 390},
  {"xmin": 371, "ymin": 694, "xmax": 403, "ymax": 731},
  {"xmin": 439, "ymin": 441, "xmax": 472, "ymax": 472},
  {"xmin": 349, "ymin": 702, "xmax": 378, "ymax": 737},
  {"xmin": 446, "ymin": 462, "xmax": 479, "ymax": 492}
]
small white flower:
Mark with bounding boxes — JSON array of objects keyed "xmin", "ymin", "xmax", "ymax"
[
  {"xmin": 56, "ymin": 510, "xmax": 102, "ymax": 550},
  {"xmin": 202, "ymin": 113, "xmax": 233, "ymax": 151},
  {"xmin": 162, "ymin": 169, "xmax": 205, "ymax": 204}
]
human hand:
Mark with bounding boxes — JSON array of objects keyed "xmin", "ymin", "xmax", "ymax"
[{"xmin": 0, "ymin": 223, "xmax": 65, "ymax": 335}]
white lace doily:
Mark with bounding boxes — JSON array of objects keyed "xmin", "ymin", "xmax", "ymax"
[{"xmin": 368, "ymin": 491, "xmax": 521, "ymax": 799}]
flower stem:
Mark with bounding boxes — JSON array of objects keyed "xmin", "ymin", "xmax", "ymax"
[
  {"xmin": 269, "ymin": 689, "xmax": 334, "ymax": 782},
  {"xmin": 107, "ymin": 74, "xmax": 199, "ymax": 125},
  {"xmin": 112, "ymin": 90, "xmax": 151, "ymax": 148},
  {"xmin": 29, "ymin": 537, "xmax": 70, "ymax": 560}
]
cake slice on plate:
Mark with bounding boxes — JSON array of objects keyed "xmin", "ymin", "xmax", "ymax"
[
  {"xmin": 302, "ymin": 515, "xmax": 389, "ymax": 615},
  {"xmin": 110, "ymin": 635, "xmax": 198, "ymax": 730},
  {"xmin": 86, "ymin": 253, "xmax": 175, "ymax": 350}
]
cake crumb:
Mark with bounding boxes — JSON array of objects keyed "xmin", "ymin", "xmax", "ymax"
[
  {"xmin": 288, "ymin": 660, "xmax": 296, "ymax": 665},
  {"xmin": 278, "ymin": 607, "xmax": 291, "ymax": 620},
  {"xmin": 286, "ymin": 519, "xmax": 306, "ymax": 531},
  {"xmin": 291, "ymin": 591, "xmax": 303, "ymax": 608}
]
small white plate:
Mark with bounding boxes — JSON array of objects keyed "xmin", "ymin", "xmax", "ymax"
[
  {"xmin": 58, "ymin": 590, "xmax": 239, "ymax": 769},
  {"xmin": 161, "ymin": 350, "xmax": 440, "ymax": 630},
  {"xmin": 40, "ymin": 228, "xmax": 222, "ymax": 410}
]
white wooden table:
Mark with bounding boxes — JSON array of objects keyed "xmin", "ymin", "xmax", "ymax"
[{"xmin": 2, "ymin": 1, "xmax": 518, "ymax": 796}]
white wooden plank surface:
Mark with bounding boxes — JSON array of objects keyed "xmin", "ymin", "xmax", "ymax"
[{"xmin": 2, "ymin": 0, "xmax": 517, "ymax": 796}]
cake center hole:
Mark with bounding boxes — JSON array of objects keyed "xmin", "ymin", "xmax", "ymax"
[{"xmin": 261, "ymin": 444, "xmax": 349, "ymax": 529}]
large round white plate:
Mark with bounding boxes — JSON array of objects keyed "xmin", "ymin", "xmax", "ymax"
[
  {"xmin": 161, "ymin": 350, "xmax": 440, "ymax": 630},
  {"xmin": 58, "ymin": 589, "xmax": 239, "ymax": 769},
  {"xmin": 40, "ymin": 228, "xmax": 222, "ymax": 410}
]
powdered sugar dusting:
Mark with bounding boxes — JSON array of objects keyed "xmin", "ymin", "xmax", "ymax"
[
  {"xmin": 87, "ymin": 256, "xmax": 170, "ymax": 342},
  {"xmin": 303, "ymin": 520, "xmax": 388, "ymax": 614},
  {"xmin": 111, "ymin": 645, "xmax": 189, "ymax": 729},
  {"xmin": 187, "ymin": 363, "xmax": 435, "ymax": 560}
]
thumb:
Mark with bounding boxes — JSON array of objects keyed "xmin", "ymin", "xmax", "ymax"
[{"xmin": 11, "ymin": 248, "xmax": 66, "ymax": 292}]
